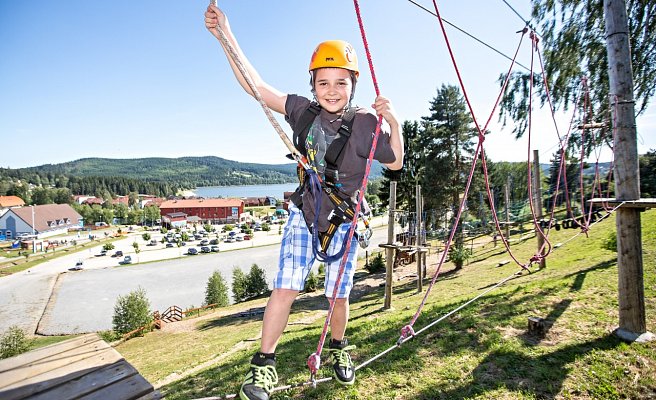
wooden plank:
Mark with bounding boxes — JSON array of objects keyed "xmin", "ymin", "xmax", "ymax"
[
  {"xmin": 135, "ymin": 391, "xmax": 162, "ymax": 400},
  {"xmin": 0, "ymin": 334, "xmax": 101, "ymax": 374},
  {"xmin": 78, "ymin": 373, "xmax": 154, "ymax": 400},
  {"xmin": 0, "ymin": 336, "xmax": 113, "ymax": 390},
  {"xmin": 588, "ymin": 198, "xmax": 656, "ymax": 209},
  {"xmin": 0, "ymin": 347, "xmax": 123, "ymax": 399}
]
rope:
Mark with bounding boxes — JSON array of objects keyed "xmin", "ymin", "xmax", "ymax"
[
  {"xmin": 306, "ymin": 0, "xmax": 387, "ymax": 379},
  {"xmin": 208, "ymin": 0, "xmax": 308, "ymax": 171}
]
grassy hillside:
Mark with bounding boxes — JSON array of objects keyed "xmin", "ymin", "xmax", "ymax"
[{"xmin": 117, "ymin": 209, "xmax": 655, "ymax": 399}]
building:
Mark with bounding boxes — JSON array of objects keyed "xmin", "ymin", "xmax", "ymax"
[
  {"xmin": 243, "ymin": 196, "xmax": 277, "ymax": 207},
  {"xmin": 159, "ymin": 198, "xmax": 244, "ymax": 225},
  {"xmin": 0, "ymin": 195, "xmax": 25, "ymax": 217},
  {"xmin": 0, "ymin": 204, "xmax": 83, "ymax": 240}
]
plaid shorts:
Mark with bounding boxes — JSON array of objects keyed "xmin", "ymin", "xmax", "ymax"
[{"xmin": 274, "ymin": 204, "xmax": 358, "ymax": 298}]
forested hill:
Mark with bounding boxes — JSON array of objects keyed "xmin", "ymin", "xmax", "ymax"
[
  {"xmin": 2, "ymin": 156, "xmax": 385, "ymax": 198},
  {"xmin": 14, "ymin": 156, "xmax": 299, "ymax": 187}
]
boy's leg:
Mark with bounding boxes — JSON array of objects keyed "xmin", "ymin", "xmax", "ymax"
[
  {"xmin": 324, "ymin": 225, "xmax": 358, "ymax": 385},
  {"xmin": 260, "ymin": 288, "xmax": 299, "ymax": 353}
]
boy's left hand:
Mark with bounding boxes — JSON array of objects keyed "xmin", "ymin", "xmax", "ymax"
[{"xmin": 372, "ymin": 95, "xmax": 399, "ymax": 127}]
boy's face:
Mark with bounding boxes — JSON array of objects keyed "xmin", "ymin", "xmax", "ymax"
[{"xmin": 313, "ymin": 68, "xmax": 354, "ymax": 114}]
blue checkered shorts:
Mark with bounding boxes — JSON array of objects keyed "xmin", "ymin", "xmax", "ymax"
[{"xmin": 274, "ymin": 204, "xmax": 358, "ymax": 298}]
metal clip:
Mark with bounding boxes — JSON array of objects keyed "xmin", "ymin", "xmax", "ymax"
[{"xmin": 358, "ymin": 227, "xmax": 372, "ymax": 249}]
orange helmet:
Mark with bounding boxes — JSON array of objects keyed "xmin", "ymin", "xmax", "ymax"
[{"xmin": 309, "ymin": 40, "xmax": 359, "ymax": 77}]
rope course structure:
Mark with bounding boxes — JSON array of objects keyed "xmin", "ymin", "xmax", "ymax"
[{"xmin": 198, "ymin": 1, "xmax": 650, "ymax": 398}]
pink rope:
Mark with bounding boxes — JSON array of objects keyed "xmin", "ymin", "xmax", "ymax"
[{"xmin": 307, "ymin": 0, "xmax": 385, "ymax": 377}]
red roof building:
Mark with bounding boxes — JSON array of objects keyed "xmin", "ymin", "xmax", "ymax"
[{"xmin": 159, "ymin": 198, "xmax": 244, "ymax": 224}]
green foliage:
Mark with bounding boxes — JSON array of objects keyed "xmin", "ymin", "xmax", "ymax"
[
  {"xmin": 499, "ymin": 1, "xmax": 656, "ymax": 146},
  {"xmin": 365, "ymin": 252, "xmax": 386, "ymax": 274},
  {"xmin": 318, "ymin": 263, "xmax": 325, "ymax": 275},
  {"xmin": 231, "ymin": 264, "xmax": 269, "ymax": 303},
  {"xmin": 160, "ymin": 227, "xmax": 168, "ymax": 234},
  {"xmin": 639, "ymin": 149, "xmax": 656, "ymax": 197},
  {"xmin": 261, "ymin": 223, "xmax": 271, "ymax": 232},
  {"xmin": 103, "ymin": 243, "xmax": 115, "ymax": 251},
  {"xmin": 203, "ymin": 224, "xmax": 214, "ymax": 232},
  {"xmin": 223, "ymin": 225, "xmax": 235, "ymax": 233},
  {"xmin": 112, "ymin": 287, "xmax": 152, "ymax": 336},
  {"xmin": 0, "ymin": 326, "xmax": 33, "ymax": 359},
  {"xmin": 602, "ymin": 231, "xmax": 617, "ymax": 252},
  {"xmin": 449, "ymin": 243, "xmax": 472, "ymax": 269},
  {"xmin": 142, "ymin": 233, "xmax": 151, "ymax": 242},
  {"xmin": 245, "ymin": 264, "xmax": 269, "ymax": 299},
  {"xmin": 132, "ymin": 241, "xmax": 140, "ymax": 254},
  {"xmin": 231, "ymin": 268, "xmax": 248, "ymax": 303},
  {"xmin": 304, "ymin": 270, "xmax": 319, "ymax": 292},
  {"xmin": 205, "ymin": 271, "xmax": 230, "ymax": 307}
]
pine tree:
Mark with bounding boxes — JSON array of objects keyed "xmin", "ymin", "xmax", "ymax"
[{"xmin": 205, "ymin": 270, "xmax": 230, "ymax": 307}]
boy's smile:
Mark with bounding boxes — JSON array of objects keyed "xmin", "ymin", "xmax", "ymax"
[{"xmin": 313, "ymin": 68, "xmax": 354, "ymax": 114}]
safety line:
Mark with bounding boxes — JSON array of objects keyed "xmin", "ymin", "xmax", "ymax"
[{"xmin": 406, "ymin": 0, "xmax": 531, "ymax": 71}]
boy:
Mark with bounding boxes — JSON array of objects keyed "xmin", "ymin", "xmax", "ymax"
[{"xmin": 205, "ymin": 4, "xmax": 404, "ymax": 400}]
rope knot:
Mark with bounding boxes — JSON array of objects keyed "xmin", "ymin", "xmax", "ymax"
[
  {"xmin": 397, "ymin": 325, "xmax": 416, "ymax": 345},
  {"xmin": 529, "ymin": 254, "xmax": 542, "ymax": 263},
  {"xmin": 307, "ymin": 352, "xmax": 321, "ymax": 376}
]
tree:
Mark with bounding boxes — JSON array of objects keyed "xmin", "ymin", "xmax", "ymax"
[
  {"xmin": 114, "ymin": 203, "xmax": 129, "ymax": 224},
  {"xmin": 639, "ymin": 149, "xmax": 656, "ymax": 197},
  {"xmin": 31, "ymin": 187, "xmax": 53, "ymax": 205},
  {"xmin": 499, "ymin": 1, "xmax": 655, "ymax": 151},
  {"xmin": 205, "ymin": 270, "xmax": 230, "ymax": 307},
  {"xmin": 246, "ymin": 263, "xmax": 269, "ymax": 299},
  {"xmin": 144, "ymin": 205, "xmax": 160, "ymax": 226},
  {"xmin": 420, "ymin": 85, "xmax": 479, "ymax": 233},
  {"xmin": 232, "ymin": 268, "xmax": 248, "ymax": 303},
  {"xmin": 544, "ymin": 151, "xmax": 581, "ymax": 212},
  {"xmin": 112, "ymin": 287, "xmax": 152, "ymax": 336}
]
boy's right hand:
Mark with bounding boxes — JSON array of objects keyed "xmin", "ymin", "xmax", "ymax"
[{"xmin": 205, "ymin": 4, "xmax": 227, "ymax": 37}]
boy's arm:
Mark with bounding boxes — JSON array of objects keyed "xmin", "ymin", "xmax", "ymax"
[
  {"xmin": 205, "ymin": 4, "xmax": 287, "ymax": 115},
  {"xmin": 373, "ymin": 96, "xmax": 404, "ymax": 170}
]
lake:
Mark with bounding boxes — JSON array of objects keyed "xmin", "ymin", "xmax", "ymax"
[{"xmin": 194, "ymin": 183, "xmax": 299, "ymax": 199}]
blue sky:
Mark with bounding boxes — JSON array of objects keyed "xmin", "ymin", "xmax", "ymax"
[{"xmin": 1, "ymin": 1, "xmax": 654, "ymax": 169}]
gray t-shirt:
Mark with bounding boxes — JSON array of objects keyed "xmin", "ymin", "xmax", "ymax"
[{"xmin": 285, "ymin": 94, "xmax": 397, "ymax": 232}]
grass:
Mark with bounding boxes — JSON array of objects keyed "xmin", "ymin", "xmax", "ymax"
[{"xmin": 116, "ymin": 209, "xmax": 656, "ymax": 399}]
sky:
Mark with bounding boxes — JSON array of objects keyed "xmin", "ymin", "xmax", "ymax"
[{"xmin": 1, "ymin": 0, "xmax": 654, "ymax": 169}]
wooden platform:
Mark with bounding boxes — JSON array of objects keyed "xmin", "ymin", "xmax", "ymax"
[
  {"xmin": 588, "ymin": 198, "xmax": 656, "ymax": 209},
  {"xmin": 0, "ymin": 333, "xmax": 159, "ymax": 400}
]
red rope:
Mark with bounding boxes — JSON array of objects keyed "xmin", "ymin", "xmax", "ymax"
[{"xmin": 307, "ymin": 0, "xmax": 385, "ymax": 377}]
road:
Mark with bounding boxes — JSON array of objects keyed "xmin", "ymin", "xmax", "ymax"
[{"xmin": 0, "ymin": 221, "xmax": 391, "ymax": 335}]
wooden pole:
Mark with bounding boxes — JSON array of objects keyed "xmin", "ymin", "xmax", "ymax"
[
  {"xmin": 533, "ymin": 150, "xmax": 546, "ymax": 269},
  {"xmin": 505, "ymin": 176, "xmax": 511, "ymax": 240},
  {"xmin": 603, "ymin": 0, "xmax": 651, "ymax": 341},
  {"xmin": 384, "ymin": 181, "xmax": 397, "ymax": 310},
  {"xmin": 416, "ymin": 184, "xmax": 423, "ymax": 293}
]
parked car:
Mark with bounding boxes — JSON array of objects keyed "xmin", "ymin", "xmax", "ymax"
[
  {"xmin": 209, "ymin": 239, "xmax": 219, "ymax": 245},
  {"xmin": 148, "ymin": 239, "xmax": 158, "ymax": 246},
  {"xmin": 166, "ymin": 243, "xmax": 174, "ymax": 248},
  {"xmin": 96, "ymin": 250, "xmax": 107, "ymax": 257},
  {"xmin": 187, "ymin": 248, "xmax": 198, "ymax": 255},
  {"xmin": 210, "ymin": 245, "xmax": 220, "ymax": 252},
  {"xmin": 119, "ymin": 256, "xmax": 132, "ymax": 265},
  {"xmin": 224, "ymin": 237, "xmax": 235, "ymax": 243},
  {"xmin": 69, "ymin": 260, "xmax": 84, "ymax": 271},
  {"xmin": 200, "ymin": 246, "xmax": 211, "ymax": 253},
  {"xmin": 200, "ymin": 239, "xmax": 209, "ymax": 246},
  {"xmin": 111, "ymin": 250, "xmax": 124, "ymax": 258},
  {"xmin": 243, "ymin": 235, "xmax": 251, "ymax": 241}
]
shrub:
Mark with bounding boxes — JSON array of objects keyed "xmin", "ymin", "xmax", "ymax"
[
  {"xmin": 142, "ymin": 233, "xmax": 151, "ymax": 242},
  {"xmin": 304, "ymin": 271, "xmax": 319, "ymax": 292},
  {"xmin": 365, "ymin": 252, "xmax": 386, "ymax": 274},
  {"xmin": 112, "ymin": 286, "xmax": 153, "ymax": 336},
  {"xmin": 205, "ymin": 270, "xmax": 230, "ymax": 307},
  {"xmin": 262, "ymin": 223, "xmax": 271, "ymax": 232},
  {"xmin": 0, "ymin": 326, "xmax": 33, "ymax": 359},
  {"xmin": 132, "ymin": 241, "xmax": 140, "ymax": 254},
  {"xmin": 318, "ymin": 263, "xmax": 326, "ymax": 276},
  {"xmin": 602, "ymin": 231, "xmax": 617, "ymax": 252},
  {"xmin": 246, "ymin": 264, "xmax": 269, "ymax": 299},
  {"xmin": 103, "ymin": 243, "xmax": 115, "ymax": 251},
  {"xmin": 232, "ymin": 268, "xmax": 248, "ymax": 302},
  {"xmin": 449, "ymin": 243, "xmax": 472, "ymax": 270},
  {"xmin": 223, "ymin": 224, "xmax": 235, "ymax": 233}
]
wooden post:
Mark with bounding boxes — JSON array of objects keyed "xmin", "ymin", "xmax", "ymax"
[
  {"xmin": 416, "ymin": 184, "xmax": 423, "ymax": 293},
  {"xmin": 604, "ymin": 0, "xmax": 651, "ymax": 341},
  {"xmin": 505, "ymin": 175, "xmax": 511, "ymax": 240},
  {"xmin": 384, "ymin": 181, "xmax": 397, "ymax": 309},
  {"xmin": 533, "ymin": 150, "xmax": 546, "ymax": 269}
]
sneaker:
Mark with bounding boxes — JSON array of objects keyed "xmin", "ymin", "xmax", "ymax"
[
  {"xmin": 239, "ymin": 354, "xmax": 278, "ymax": 400},
  {"xmin": 328, "ymin": 340, "xmax": 356, "ymax": 385}
]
